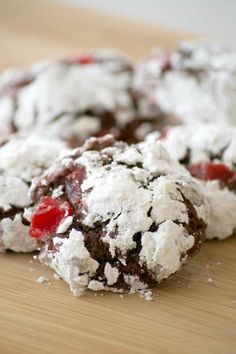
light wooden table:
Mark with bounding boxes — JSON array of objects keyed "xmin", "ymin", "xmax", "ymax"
[{"xmin": 0, "ymin": 1, "xmax": 235, "ymax": 353}]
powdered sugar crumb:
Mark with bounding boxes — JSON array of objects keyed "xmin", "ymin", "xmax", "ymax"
[
  {"xmin": 139, "ymin": 289, "xmax": 153, "ymax": 301},
  {"xmin": 37, "ymin": 276, "xmax": 49, "ymax": 283}
]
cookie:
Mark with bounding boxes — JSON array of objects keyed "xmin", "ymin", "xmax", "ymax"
[
  {"xmin": 132, "ymin": 41, "xmax": 236, "ymax": 126},
  {"xmin": 29, "ymin": 135, "xmax": 208, "ymax": 295},
  {"xmin": 0, "ymin": 49, "xmax": 161, "ymax": 146},
  {"xmin": 148, "ymin": 122, "xmax": 236, "ymax": 240},
  {"xmin": 0, "ymin": 134, "xmax": 67, "ymax": 252}
]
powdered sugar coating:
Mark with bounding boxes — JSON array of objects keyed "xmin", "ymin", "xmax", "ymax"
[
  {"xmin": 133, "ymin": 41, "xmax": 236, "ymax": 125},
  {"xmin": 204, "ymin": 182, "xmax": 236, "ymax": 240},
  {"xmin": 33, "ymin": 135, "xmax": 208, "ymax": 295},
  {"xmin": 0, "ymin": 50, "xmax": 138, "ymax": 145},
  {"xmin": 0, "ymin": 134, "xmax": 67, "ymax": 252},
  {"xmin": 149, "ymin": 122, "xmax": 236, "ymax": 240}
]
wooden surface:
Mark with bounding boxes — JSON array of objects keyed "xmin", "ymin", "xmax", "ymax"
[{"xmin": 0, "ymin": 1, "xmax": 235, "ymax": 353}]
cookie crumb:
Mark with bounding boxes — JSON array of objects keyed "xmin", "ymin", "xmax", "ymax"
[
  {"xmin": 139, "ymin": 289, "xmax": 153, "ymax": 301},
  {"xmin": 207, "ymin": 277, "xmax": 213, "ymax": 283},
  {"xmin": 30, "ymin": 268, "xmax": 34, "ymax": 272},
  {"xmin": 29, "ymin": 260, "xmax": 33, "ymax": 264},
  {"xmin": 119, "ymin": 294, "xmax": 124, "ymax": 298},
  {"xmin": 33, "ymin": 255, "xmax": 38, "ymax": 260},
  {"xmin": 206, "ymin": 264, "xmax": 210, "ymax": 269},
  {"xmin": 145, "ymin": 295, "xmax": 153, "ymax": 301},
  {"xmin": 216, "ymin": 262, "xmax": 222, "ymax": 266},
  {"xmin": 37, "ymin": 276, "xmax": 49, "ymax": 283}
]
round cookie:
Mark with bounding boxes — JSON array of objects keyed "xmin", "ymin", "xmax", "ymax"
[
  {"xmin": 29, "ymin": 135, "xmax": 208, "ymax": 295},
  {"xmin": 0, "ymin": 49, "xmax": 160, "ymax": 146},
  {"xmin": 147, "ymin": 122, "xmax": 236, "ymax": 240},
  {"xmin": 132, "ymin": 41, "xmax": 236, "ymax": 126},
  {"xmin": 0, "ymin": 134, "xmax": 67, "ymax": 252}
]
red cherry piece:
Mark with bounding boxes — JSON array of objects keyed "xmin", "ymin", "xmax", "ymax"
[
  {"xmin": 188, "ymin": 162, "xmax": 235, "ymax": 183},
  {"xmin": 30, "ymin": 196, "xmax": 72, "ymax": 239},
  {"xmin": 78, "ymin": 55, "xmax": 93, "ymax": 65},
  {"xmin": 68, "ymin": 54, "xmax": 93, "ymax": 65}
]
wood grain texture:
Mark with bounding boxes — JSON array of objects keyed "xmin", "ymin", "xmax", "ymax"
[{"xmin": 0, "ymin": 1, "xmax": 235, "ymax": 353}]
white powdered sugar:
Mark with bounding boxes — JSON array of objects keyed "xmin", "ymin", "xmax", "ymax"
[
  {"xmin": 0, "ymin": 50, "xmax": 134, "ymax": 142},
  {"xmin": 14, "ymin": 63, "xmax": 133, "ymax": 129},
  {"xmin": 133, "ymin": 41, "xmax": 236, "ymax": 125},
  {"xmin": 37, "ymin": 276, "xmax": 49, "ymax": 283},
  {"xmin": 139, "ymin": 289, "xmax": 153, "ymax": 301},
  {"xmin": 140, "ymin": 220, "xmax": 194, "ymax": 281},
  {"xmin": 36, "ymin": 137, "xmax": 208, "ymax": 295},
  {"xmin": 151, "ymin": 122, "xmax": 236, "ymax": 240},
  {"xmin": 40, "ymin": 229, "xmax": 99, "ymax": 296},
  {"xmin": 56, "ymin": 216, "xmax": 73, "ymax": 234},
  {"xmin": 104, "ymin": 263, "xmax": 120, "ymax": 285},
  {"xmin": 151, "ymin": 122, "xmax": 236, "ymax": 166},
  {"xmin": 0, "ymin": 134, "xmax": 67, "ymax": 252},
  {"xmin": 0, "ymin": 214, "xmax": 36, "ymax": 253},
  {"xmin": 0, "ymin": 134, "xmax": 67, "ymax": 181},
  {"xmin": 0, "ymin": 176, "xmax": 30, "ymax": 211},
  {"xmin": 204, "ymin": 182, "xmax": 236, "ymax": 240}
]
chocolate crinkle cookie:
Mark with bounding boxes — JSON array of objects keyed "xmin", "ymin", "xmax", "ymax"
[
  {"xmin": 147, "ymin": 122, "xmax": 236, "ymax": 240},
  {"xmin": 132, "ymin": 41, "xmax": 236, "ymax": 126},
  {"xmin": 0, "ymin": 49, "xmax": 162, "ymax": 146},
  {"xmin": 29, "ymin": 135, "xmax": 208, "ymax": 295},
  {"xmin": 0, "ymin": 133, "xmax": 67, "ymax": 252}
]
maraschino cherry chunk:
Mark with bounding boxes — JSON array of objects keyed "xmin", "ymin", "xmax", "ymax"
[
  {"xmin": 67, "ymin": 54, "xmax": 93, "ymax": 65},
  {"xmin": 30, "ymin": 196, "xmax": 72, "ymax": 239},
  {"xmin": 188, "ymin": 162, "xmax": 235, "ymax": 183}
]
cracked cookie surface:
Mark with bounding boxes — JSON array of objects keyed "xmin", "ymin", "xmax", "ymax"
[
  {"xmin": 0, "ymin": 49, "xmax": 162, "ymax": 145},
  {"xmin": 30, "ymin": 135, "xmax": 208, "ymax": 295},
  {"xmin": 132, "ymin": 41, "xmax": 236, "ymax": 126},
  {"xmin": 147, "ymin": 122, "xmax": 236, "ymax": 240}
]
